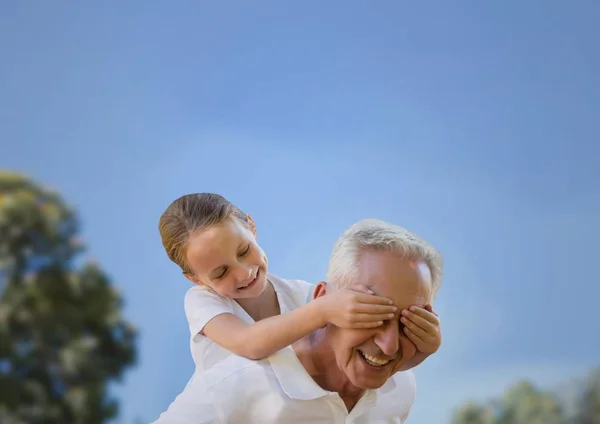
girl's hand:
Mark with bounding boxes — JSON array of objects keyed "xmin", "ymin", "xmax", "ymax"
[
  {"xmin": 319, "ymin": 285, "xmax": 397, "ymax": 329},
  {"xmin": 396, "ymin": 304, "xmax": 442, "ymax": 371},
  {"xmin": 400, "ymin": 304, "xmax": 441, "ymax": 354}
]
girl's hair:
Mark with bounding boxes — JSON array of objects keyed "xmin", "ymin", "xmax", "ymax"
[{"xmin": 158, "ymin": 193, "xmax": 247, "ymax": 274}]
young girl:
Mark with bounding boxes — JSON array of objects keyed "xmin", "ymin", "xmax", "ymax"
[{"xmin": 158, "ymin": 193, "xmax": 437, "ymax": 372}]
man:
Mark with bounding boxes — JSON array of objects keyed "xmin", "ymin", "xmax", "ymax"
[{"xmin": 153, "ymin": 219, "xmax": 443, "ymax": 423}]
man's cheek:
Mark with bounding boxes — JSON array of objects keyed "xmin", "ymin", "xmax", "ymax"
[
  {"xmin": 341, "ymin": 329, "xmax": 366, "ymax": 345},
  {"xmin": 400, "ymin": 337, "xmax": 417, "ymax": 361}
]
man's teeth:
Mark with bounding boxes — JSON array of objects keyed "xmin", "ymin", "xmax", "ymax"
[{"xmin": 359, "ymin": 351, "xmax": 390, "ymax": 367}]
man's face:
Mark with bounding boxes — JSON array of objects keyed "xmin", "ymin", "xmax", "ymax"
[{"xmin": 324, "ymin": 250, "xmax": 432, "ymax": 389}]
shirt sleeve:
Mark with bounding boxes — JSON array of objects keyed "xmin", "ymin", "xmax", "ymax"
[
  {"xmin": 184, "ymin": 287, "xmax": 235, "ymax": 340},
  {"xmin": 300, "ymin": 279, "xmax": 315, "ymax": 304},
  {"xmin": 284, "ymin": 278, "xmax": 316, "ymax": 307}
]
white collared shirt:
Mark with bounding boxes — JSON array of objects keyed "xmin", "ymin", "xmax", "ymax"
[
  {"xmin": 184, "ymin": 273, "xmax": 314, "ymax": 372},
  {"xmin": 151, "ymin": 346, "xmax": 416, "ymax": 423}
]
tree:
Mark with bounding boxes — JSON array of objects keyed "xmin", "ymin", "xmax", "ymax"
[
  {"xmin": 497, "ymin": 381, "xmax": 564, "ymax": 424},
  {"xmin": 0, "ymin": 171, "xmax": 137, "ymax": 424},
  {"xmin": 449, "ymin": 367, "xmax": 600, "ymax": 424},
  {"xmin": 575, "ymin": 367, "xmax": 600, "ymax": 424},
  {"xmin": 450, "ymin": 380, "xmax": 564, "ymax": 424},
  {"xmin": 451, "ymin": 401, "xmax": 495, "ymax": 424}
]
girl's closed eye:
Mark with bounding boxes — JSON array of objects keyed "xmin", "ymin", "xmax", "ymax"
[
  {"xmin": 215, "ymin": 267, "xmax": 228, "ymax": 279},
  {"xmin": 215, "ymin": 245, "xmax": 251, "ymax": 280},
  {"xmin": 239, "ymin": 245, "xmax": 250, "ymax": 256}
]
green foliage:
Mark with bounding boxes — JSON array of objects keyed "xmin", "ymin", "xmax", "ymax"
[
  {"xmin": 450, "ymin": 368, "xmax": 600, "ymax": 424},
  {"xmin": 575, "ymin": 368, "xmax": 600, "ymax": 424},
  {"xmin": 450, "ymin": 401, "xmax": 495, "ymax": 424},
  {"xmin": 497, "ymin": 381, "xmax": 564, "ymax": 424},
  {"xmin": 0, "ymin": 171, "xmax": 137, "ymax": 424}
]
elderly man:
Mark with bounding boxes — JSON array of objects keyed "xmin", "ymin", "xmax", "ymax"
[{"xmin": 153, "ymin": 219, "xmax": 443, "ymax": 423}]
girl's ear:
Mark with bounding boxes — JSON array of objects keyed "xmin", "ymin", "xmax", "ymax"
[
  {"xmin": 246, "ymin": 214, "xmax": 257, "ymax": 238},
  {"xmin": 183, "ymin": 271, "xmax": 200, "ymax": 285}
]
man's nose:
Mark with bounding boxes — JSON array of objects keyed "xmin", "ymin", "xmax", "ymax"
[{"xmin": 373, "ymin": 322, "xmax": 400, "ymax": 357}]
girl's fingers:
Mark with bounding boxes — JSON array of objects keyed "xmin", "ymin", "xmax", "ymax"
[
  {"xmin": 400, "ymin": 311, "xmax": 437, "ymax": 333},
  {"xmin": 353, "ymin": 285, "xmax": 374, "ymax": 295},
  {"xmin": 354, "ymin": 303, "xmax": 397, "ymax": 314},
  {"xmin": 353, "ymin": 293, "xmax": 394, "ymax": 305},
  {"xmin": 352, "ymin": 321, "xmax": 384, "ymax": 329},
  {"xmin": 401, "ymin": 316, "xmax": 430, "ymax": 339},
  {"xmin": 352, "ymin": 312, "xmax": 396, "ymax": 322},
  {"xmin": 404, "ymin": 326, "xmax": 425, "ymax": 347},
  {"xmin": 407, "ymin": 306, "xmax": 440, "ymax": 325}
]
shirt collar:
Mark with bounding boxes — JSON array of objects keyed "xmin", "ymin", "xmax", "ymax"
[
  {"xmin": 268, "ymin": 346, "xmax": 330, "ymax": 400},
  {"xmin": 379, "ymin": 375, "xmax": 397, "ymax": 394}
]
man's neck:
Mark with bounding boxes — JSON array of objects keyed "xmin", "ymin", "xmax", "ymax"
[{"xmin": 293, "ymin": 329, "xmax": 365, "ymax": 411}]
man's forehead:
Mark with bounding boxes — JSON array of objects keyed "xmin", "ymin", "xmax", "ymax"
[
  {"xmin": 355, "ymin": 251, "xmax": 433, "ymax": 305},
  {"xmin": 368, "ymin": 279, "xmax": 430, "ymax": 308}
]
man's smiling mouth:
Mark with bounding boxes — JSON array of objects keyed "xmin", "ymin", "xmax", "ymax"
[{"xmin": 358, "ymin": 350, "xmax": 391, "ymax": 367}]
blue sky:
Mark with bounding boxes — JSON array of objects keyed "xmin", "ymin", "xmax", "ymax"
[{"xmin": 1, "ymin": 1, "xmax": 599, "ymax": 422}]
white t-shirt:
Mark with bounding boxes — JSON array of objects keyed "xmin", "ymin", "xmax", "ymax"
[
  {"xmin": 184, "ymin": 273, "xmax": 314, "ymax": 372},
  {"xmin": 151, "ymin": 345, "xmax": 416, "ymax": 423}
]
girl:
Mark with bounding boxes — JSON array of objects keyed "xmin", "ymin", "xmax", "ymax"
[{"xmin": 158, "ymin": 192, "xmax": 399, "ymax": 372}]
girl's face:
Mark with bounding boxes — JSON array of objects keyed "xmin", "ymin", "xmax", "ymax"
[{"xmin": 183, "ymin": 216, "xmax": 268, "ymax": 299}]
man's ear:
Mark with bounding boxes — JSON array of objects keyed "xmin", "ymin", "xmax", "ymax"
[
  {"xmin": 313, "ymin": 281, "xmax": 329, "ymax": 300},
  {"xmin": 246, "ymin": 214, "xmax": 257, "ymax": 238}
]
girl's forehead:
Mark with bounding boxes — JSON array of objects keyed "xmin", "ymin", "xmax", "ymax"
[
  {"xmin": 186, "ymin": 221, "xmax": 253, "ymax": 268},
  {"xmin": 189, "ymin": 219, "xmax": 248, "ymax": 245}
]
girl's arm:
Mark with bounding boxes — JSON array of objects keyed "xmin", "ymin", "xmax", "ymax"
[{"xmin": 202, "ymin": 288, "xmax": 396, "ymax": 360}]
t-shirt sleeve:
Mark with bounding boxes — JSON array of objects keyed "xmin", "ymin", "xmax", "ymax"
[
  {"xmin": 301, "ymin": 279, "xmax": 316, "ymax": 305},
  {"xmin": 184, "ymin": 287, "xmax": 235, "ymax": 340},
  {"xmin": 285, "ymin": 278, "xmax": 316, "ymax": 307}
]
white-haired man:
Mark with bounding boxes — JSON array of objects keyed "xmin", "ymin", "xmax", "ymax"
[{"xmin": 153, "ymin": 219, "xmax": 444, "ymax": 423}]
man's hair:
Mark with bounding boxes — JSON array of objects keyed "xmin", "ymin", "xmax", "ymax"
[
  {"xmin": 158, "ymin": 193, "xmax": 247, "ymax": 274},
  {"xmin": 326, "ymin": 219, "xmax": 443, "ymax": 299}
]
